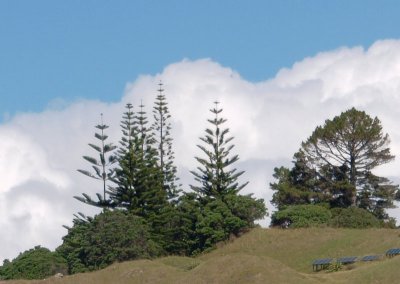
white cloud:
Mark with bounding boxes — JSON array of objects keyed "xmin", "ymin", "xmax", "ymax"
[{"xmin": 2, "ymin": 39, "xmax": 400, "ymax": 262}]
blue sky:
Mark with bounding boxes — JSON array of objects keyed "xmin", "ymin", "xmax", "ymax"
[{"xmin": 2, "ymin": 1, "xmax": 400, "ymax": 118}]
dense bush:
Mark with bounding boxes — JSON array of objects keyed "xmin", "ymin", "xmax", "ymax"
[
  {"xmin": 164, "ymin": 193, "xmax": 267, "ymax": 256},
  {"xmin": 225, "ymin": 194, "xmax": 268, "ymax": 227},
  {"xmin": 194, "ymin": 195, "xmax": 267, "ymax": 253},
  {"xmin": 329, "ymin": 207, "xmax": 382, "ymax": 228},
  {"xmin": 195, "ymin": 199, "xmax": 246, "ymax": 252},
  {"xmin": 271, "ymin": 204, "xmax": 332, "ymax": 228},
  {"xmin": 160, "ymin": 193, "xmax": 201, "ymax": 255},
  {"xmin": 0, "ymin": 246, "xmax": 67, "ymax": 280},
  {"xmin": 57, "ymin": 210, "xmax": 162, "ymax": 274}
]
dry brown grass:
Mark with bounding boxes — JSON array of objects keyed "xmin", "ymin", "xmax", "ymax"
[{"xmin": 4, "ymin": 228, "xmax": 400, "ymax": 284}]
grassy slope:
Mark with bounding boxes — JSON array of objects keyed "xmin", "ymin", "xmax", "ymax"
[{"xmin": 4, "ymin": 228, "xmax": 400, "ymax": 284}]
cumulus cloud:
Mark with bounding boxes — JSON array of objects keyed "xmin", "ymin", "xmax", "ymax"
[{"xmin": 2, "ymin": 39, "xmax": 400, "ymax": 262}]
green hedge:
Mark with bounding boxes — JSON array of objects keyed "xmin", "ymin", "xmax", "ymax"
[
  {"xmin": 271, "ymin": 204, "xmax": 332, "ymax": 228},
  {"xmin": 271, "ymin": 205, "xmax": 385, "ymax": 229},
  {"xmin": 329, "ymin": 207, "xmax": 382, "ymax": 228}
]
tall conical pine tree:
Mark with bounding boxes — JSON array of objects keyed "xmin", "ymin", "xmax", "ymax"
[
  {"xmin": 136, "ymin": 101, "xmax": 168, "ymax": 216},
  {"xmin": 111, "ymin": 102, "xmax": 167, "ymax": 217},
  {"xmin": 75, "ymin": 114, "xmax": 117, "ymax": 209},
  {"xmin": 190, "ymin": 101, "xmax": 248, "ymax": 201},
  {"xmin": 152, "ymin": 82, "xmax": 181, "ymax": 201},
  {"xmin": 108, "ymin": 103, "xmax": 138, "ymax": 209},
  {"xmin": 189, "ymin": 102, "xmax": 266, "ymax": 252}
]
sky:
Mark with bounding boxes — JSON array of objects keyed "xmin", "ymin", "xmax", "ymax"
[{"xmin": 2, "ymin": 1, "xmax": 400, "ymax": 262}]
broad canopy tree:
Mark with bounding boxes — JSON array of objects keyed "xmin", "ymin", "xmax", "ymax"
[
  {"xmin": 302, "ymin": 107, "xmax": 395, "ymax": 206},
  {"xmin": 271, "ymin": 107, "xmax": 399, "ymax": 219}
]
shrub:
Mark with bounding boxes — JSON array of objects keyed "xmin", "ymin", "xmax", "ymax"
[
  {"xmin": 271, "ymin": 204, "xmax": 332, "ymax": 228},
  {"xmin": 224, "ymin": 194, "xmax": 268, "ymax": 227},
  {"xmin": 57, "ymin": 210, "xmax": 162, "ymax": 274},
  {"xmin": 169, "ymin": 193, "xmax": 267, "ymax": 256},
  {"xmin": 195, "ymin": 198, "xmax": 246, "ymax": 253},
  {"xmin": 163, "ymin": 193, "xmax": 201, "ymax": 256},
  {"xmin": 0, "ymin": 246, "xmax": 67, "ymax": 280},
  {"xmin": 329, "ymin": 207, "xmax": 381, "ymax": 228}
]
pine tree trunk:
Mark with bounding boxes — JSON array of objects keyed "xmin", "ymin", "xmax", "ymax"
[{"xmin": 350, "ymin": 154, "xmax": 357, "ymax": 206}]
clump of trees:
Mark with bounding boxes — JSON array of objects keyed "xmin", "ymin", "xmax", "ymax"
[
  {"xmin": 59, "ymin": 85, "xmax": 267, "ymax": 272},
  {"xmin": 271, "ymin": 108, "xmax": 399, "ymax": 228},
  {"xmin": 0, "ymin": 246, "xmax": 67, "ymax": 280},
  {"xmin": 6, "ymin": 95, "xmax": 399, "ymax": 280},
  {"xmin": 0, "ymin": 83, "xmax": 267, "ymax": 280},
  {"xmin": 57, "ymin": 210, "xmax": 161, "ymax": 274}
]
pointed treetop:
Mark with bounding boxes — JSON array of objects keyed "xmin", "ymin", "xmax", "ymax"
[
  {"xmin": 190, "ymin": 101, "xmax": 248, "ymax": 199},
  {"xmin": 158, "ymin": 81, "xmax": 164, "ymax": 94},
  {"xmin": 96, "ymin": 113, "xmax": 109, "ymax": 130},
  {"xmin": 76, "ymin": 113, "xmax": 116, "ymax": 209},
  {"xmin": 212, "ymin": 101, "xmax": 222, "ymax": 114},
  {"xmin": 209, "ymin": 101, "xmax": 225, "ymax": 126}
]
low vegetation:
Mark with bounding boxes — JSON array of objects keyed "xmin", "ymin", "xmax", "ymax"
[
  {"xmin": 57, "ymin": 210, "xmax": 161, "ymax": 274},
  {"xmin": 271, "ymin": 205, "xmax": 395, "ymax": 229},
  {"xmin": 3, "ymin": 228, "xmax": 400, "ymax": 283},
  {"xmin": 0, "ymin": 246, "xmax": 67, "ymax": 280}
]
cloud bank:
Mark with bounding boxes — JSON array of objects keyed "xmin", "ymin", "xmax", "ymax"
[{"xmin": 2, "ymin": 39, "xmax": 400, "ymax": 262}]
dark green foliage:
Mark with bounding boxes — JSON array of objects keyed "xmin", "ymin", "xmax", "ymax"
[
  {"xmin": 190, "ymin": 102, "xmax": 248, "ymax": 199},
  {"xmin": 271, "ymin": 150, "xmax": 358, "ymax": 210},
  {"xmin": 162, "ymin": 192, "xmax": 267, "ymax": 256},
  {"xmin": 108, "ymin": 103, "xmax": 137, "ymax": 210},
  {"xmin": 271, "ymin": 108, "xmax": 399, "ymax": 223},
  {"xmin": 190, "ymin": 102, "xmax": 267, "ymax": 251},
  {"xmin": 67, "ymin": 98, "xmax": 268, "ymax": 265},
  {"xmin": 0, "ymin": 246, "xmax": 67, "ymax": 280},
  {"xmin": 101, "ymin": 102, "xmax": 178, "ymax": 255},
  {"xmin": 152, "ymin": 82, "xmax": 181, "ymax": 200},
  {"xmin": 270, "ymin": 153, "xmax": 322, "ymax": 210},
  {"xmin": 224, "ymin": 194, "xmax": 267, "ymax": 227},
  {"xmin": 271, "ymin": 205, "xmax": 332, "ymax": 228},
  {"xmin": 320, "ymin": 163, "xmax": 355, "ymax": 208},
  {"xmin": 358, "ymin": 172, "xmax": 399, "ymax": 220},
  {"xmin": 166, "ymin": 193, "xmax": 202, "ymax": 255},
  {"xmin": 271, "ymin": 203, "xmax": 386, "ymax": 229},
  {"xmin": 76, "ymin": 115, "xmax": 117, "ymax": 208},
  {"xmin": 57, "ymin": 210, "xmax": 161, "ymax": 274},
  {"xmin": 195, "ymin": 198, "xmax": 246, "ymax": 252},
  {"xmin": 194, "ymin": 195, "xmax": 266, "ymax": 253},
  {"xmin": 328, "ymin": 207, "xmax": 382, "ymax": 228},
  {"xmin": 109, "ymin": 103, "xmax": 167, "ymax": 217},
  {"xmin": 301, "ymin": 107, "xmax": 398, "ymax": 208}
]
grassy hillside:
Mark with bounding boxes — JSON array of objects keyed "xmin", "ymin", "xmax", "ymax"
[{"xmin": 4, "ymin": 228, "xmax": 400, "ymax": 284}]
